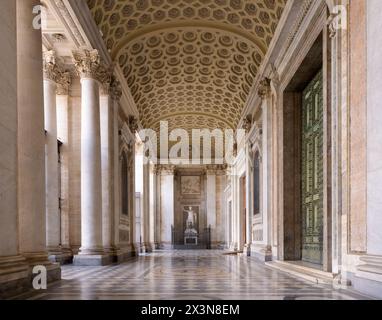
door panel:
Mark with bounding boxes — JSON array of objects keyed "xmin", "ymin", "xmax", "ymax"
[{"xmin": 301, "ymin": 70, "xmax": 323, "ymax": 265}]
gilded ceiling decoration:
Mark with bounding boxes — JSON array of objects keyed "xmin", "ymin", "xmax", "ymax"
[{"xmin": 87, "ymin": 0, "xmax": 287, "ymax": 134}]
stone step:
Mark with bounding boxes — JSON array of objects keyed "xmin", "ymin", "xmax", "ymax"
[{"xmin": 265, "ymin": 260, "xmax": 336, "ymax": 285}]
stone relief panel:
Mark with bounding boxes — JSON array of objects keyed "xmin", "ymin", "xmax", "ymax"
[{"xmin": 181, "ymin": 176, "xmax": 201, "ymax": 195}]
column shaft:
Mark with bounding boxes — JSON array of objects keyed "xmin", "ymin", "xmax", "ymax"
[
  {"xmin": 112, "ymin": 99, "xmax": 121, "ymax": 252},
  {"xmin": 17, "ymin": 0, "xmax": 48, "ymax": 261},
  {"xmin": 0, "ymin": 0, "xmax": 29, "ymax": 299},
  {"xmin": 206, "ymin": 172, "xmax": 217, "ymax": 245},
  {"xmin": 44, "ymin": 78, "xmax": 60, "ymax": 254},
  {"xmin": 16, "ymin": 0, "xmax": 60, "ymax": 281},
  {"xmin": 160, "ymin": 168, "xmax": 175, "ymax": 248},
  {"xmin": 80, "ymin": 78, "xmax": 103, "ymax": 254},
  {"xmin": 100, "ymin": 94, "xmax": 113, "ymax": 252},
  {"xmin": 56, "ymin": 91, "xmax": 73, "ymax": 263}
]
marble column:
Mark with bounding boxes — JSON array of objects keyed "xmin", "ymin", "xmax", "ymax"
[
  {"xmin": 231, "ymin": 168, "xmax": 239, "ymax": 251},
  {"xmin": 43, "ymin": 51, "xmax": 61, "ymax": 261},
  {"xmin": 0, "ymin": 0, "xmax": 29, "ymax": 299},
  {"xmin": 100, "ymin": 78, "xmax": 113, "ymax": 254},
  {"xmin": 100, "ymin": 77, "xmax": 123, "ymax": 261},
  {"xmin": 154, "ymin": 166, "xmax": 161, "ymax": 249},
  {"xmin": 112, "ymin": 85, "xmax": 122, "ymax": 260},
  {"xmin": 56, "ymin": 71, "xmax": 73, "ymax": 263},
  {"xmin": 261, "ymin": 79, "xmax": 272, "ymax": 260},
  {"xmin": 206, "ymin": 167, "xmax": 217, "ymax": 246},
  {"xmin": 149, "ymin": 164, "xmax": 156, "ymax": 249},
  {"xmin": 16, "ymin": 0, "xmax": 60, "ymax": 280},
  {"xmin": 244, "ymin": 143, "xmax": 252, "ymax": 256},
  {"xmin": 72, "ymin": 49, "xmax": 110, "ymax": 266},
  {"xmin": 160, "ymin": 166, "xmax": 175, "ymax": 249},
  {"xmin": 142, "ymin": 163, "xmax": 152, "ymax": 252}
]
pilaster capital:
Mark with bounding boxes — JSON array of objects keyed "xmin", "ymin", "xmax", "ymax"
[
  {"xmin": 258, "ymin": 77, "xmax": 271, "ymax": 100},
  {"xmin": 110, "ymin": 77, "xmax": 122, "ymax": 101},
  {"xmin": 99, "ymin": 70, "xmax": 113, "ymax": 94},
  {"xmin": 72, "ymin": 48, "xmax": 107, "ymax": 82},
  {"xmin": 56, "ymin": 71, "xmax": 72, "ymax": 95},
  {"xmin": 43, "ymin": 50, "xmax": 61, "ymax": 83},
  {"xmin": 242, "ymin": 115, "xmax": 253, "ymax": 133},
  {"xmin": 159, "ymin": 165, "xmax": 176, "ymax": 176},
  {"xmin": 153, "ymin": 165, "xmax": 161, "ymax": 175},
  {"xmin": 206, "ymin": 164, "xmax": 227, "ymax": 176},
  {"xmin": 128, "ymin": 115, "xmax": 139, "ymax": 133}
]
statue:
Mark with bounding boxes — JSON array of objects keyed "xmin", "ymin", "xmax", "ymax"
[{"xmin": 184, "ymin": 206, "xmax": 198, "ymax": 236}]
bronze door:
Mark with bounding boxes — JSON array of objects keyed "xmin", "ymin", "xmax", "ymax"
[{"xmin": 301, "ymin": 70, "xmax": 324, "ymax": 265}]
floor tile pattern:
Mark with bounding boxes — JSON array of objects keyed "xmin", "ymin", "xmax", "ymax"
[{"xmin": 17, "ymin": 250, "xmax": 369, "ymax": 300}]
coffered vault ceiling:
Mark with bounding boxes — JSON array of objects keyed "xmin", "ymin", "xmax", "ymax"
[{"xmin": 87, "ymin": 0, "xmax": 287, "ymax": 133}]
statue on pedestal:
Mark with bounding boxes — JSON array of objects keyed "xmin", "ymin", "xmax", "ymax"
[{"xmin": 184, "ymin": 207, "xmax": 198, "ymax": 243}]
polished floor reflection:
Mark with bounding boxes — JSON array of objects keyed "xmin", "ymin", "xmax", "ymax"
[{"xmin": 19, "ymin": 251, "xmax": 368, "ymax": 300}]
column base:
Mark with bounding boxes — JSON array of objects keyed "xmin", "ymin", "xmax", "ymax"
[
  {"xmin": 229, "ymin": 242, "xmax": 239, "ymax": 252},
  {"xmin": 243, "ymin": 244, "xmax": 251, "ymax": 256},
  {"xmin": 250, "ymin": 244, "xmax": 273, "ymax": 262},
  {"xmin": 354, "ymin": 255, "xmax": 382, "ymax": 299},
  {"xmin": 23, "ymin": 252, "xmax": 61, "ymax": 283},
  {"xmin": 0, "ymin": 255, "xmax": 29, "ymax": 299},
  {"xmin": 141, "ymin": 243, "xmax": 154, "ymax": 253},
  {"xmin": 48, "ymin": 247, "xmax": 73, "ymax": 265},
  {"xmin": 73, "ymin": 254, "xmax": 112, "ymax": 266},
  {"xmin": 48, "ymin": 252, "xmax": 73, "ymax": 265},
  {"xmin": 158, "ymin": 242, "xmax": 173, "ymax": 250}
]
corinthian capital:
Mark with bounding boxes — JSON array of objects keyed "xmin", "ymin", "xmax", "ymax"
[
  {"xmin": 110, "ymin": 77, "xmax": 122, "ymax": 101},
  {"xmin": 43, "ymin": 50, "xmax": 61, "ymax": 82},
  {"xmin": 159, "ymin": 165, "xmax": 176, "ymax": 175},
  {"xmin": 242, "ymin": 115, "xmax": 253, "ymax": 133},
  {"xmin": 72, "ymin": 48, "xmax": 104, "ymax": 81},
  {"xmin": 56, "ymin": 71, "xmax": 72, "ymax": 95},
  {"xmin": 258, "ymin": 77, "xmax": 271, "ymax": 100},
  {"xmin": 128, "ymin": 116, "xmax": 139, "ymax": 133}
]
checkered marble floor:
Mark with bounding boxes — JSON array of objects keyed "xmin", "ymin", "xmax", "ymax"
[{"xmin": 19, "ymin": 250, "xmax": 369, "ymax": 300}]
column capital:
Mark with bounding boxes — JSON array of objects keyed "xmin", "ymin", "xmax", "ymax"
[
  {"xmin": 242, "ymin": 115, "xmax": 253, "ymax": 133},
  {"xmin": 56, "ymin": 71, "xmax": 72, "ymax": 95},
  {"xmin": 258, "ymin": 77, "xmax": 271, "ymax": 100},
  {"xmin": 128, "ymin": 115, "xmax": 139, "ymax": 133},
  {"xmin": 43, "ymin": 50, "xmax": 61, "ymax": 83},
  {"xmin": 206, "ymin": 164, "xmax": 227, "ymax": 176},
  {"xmin": 100, "ymin": 73, "xmax": 122, "ymax": 102},
  {"xmin": 110, "ymin": 77, "xmax": 122, "ymax": 101},
  {"xmin": 158, "ymin": 165, "xmax": 176, "ymax": 175},
  {"xmin": 72, "ymin": 48, "xmax": 107, "ymax": 82}
]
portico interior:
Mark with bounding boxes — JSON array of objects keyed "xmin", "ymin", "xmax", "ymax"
[{"xmin": 1, "ymin": 0, "xmax": 382, "ymax": 300}]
